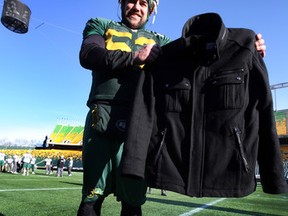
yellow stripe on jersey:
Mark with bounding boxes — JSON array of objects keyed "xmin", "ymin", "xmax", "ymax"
[{"xmin": 105, "ymin": 29, "xmax": 132, "ymax": 52}]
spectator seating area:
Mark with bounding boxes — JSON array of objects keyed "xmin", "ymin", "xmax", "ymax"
[{"xmin": 49, "ymin": 124, "xmax": 83, "ymax": 146}]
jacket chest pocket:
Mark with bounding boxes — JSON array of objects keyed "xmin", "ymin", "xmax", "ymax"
[
  {"xmin": 163, "ymin": 78, "xmax": 191, "ymax": 112},
  {"xmin": 204, "ymin": 69, "xmax": 245, "ymax": 111}
]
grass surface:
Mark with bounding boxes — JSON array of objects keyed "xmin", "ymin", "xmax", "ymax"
[{"xmin": 0, "ymin": 170, "xmax": 287, "ymax": 216}]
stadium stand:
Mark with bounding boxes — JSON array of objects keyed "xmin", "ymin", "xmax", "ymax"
[
  {"xmin": 274, "ymin": 109, "xmax": 288, "ymax": 161},
  {"xmin": 47, "ymin": 122, "xmax": 84, "ymax": 149}
]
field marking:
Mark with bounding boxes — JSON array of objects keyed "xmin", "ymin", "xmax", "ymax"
[
  {"xmin": 178, "ymin": 198, "xmax": 226, "ymax": 216},
  {"xmin": 0, "ymin": 176, "xmax": 50, "ymax": 180},
  {"xmin": 0, "ymin": 187, "xmax": 81, "ymax": 192}
]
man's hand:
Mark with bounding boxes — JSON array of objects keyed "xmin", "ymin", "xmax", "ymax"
[
  {"xmin": 255, "ymin": 33, "xmax": 266, "ymax": 58},
  {"xmin": 133, "ymin": 44, "xmax": 161, "ymax": 65}
]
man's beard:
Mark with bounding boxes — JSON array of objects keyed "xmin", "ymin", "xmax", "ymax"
[{"xmin": 121, "ymin": 10, "xmax": 148, "ymax": 29}]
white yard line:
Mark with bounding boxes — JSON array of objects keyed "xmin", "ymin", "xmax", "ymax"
[
  {"xmin": 179, "ymin": 198, "xmax": 226, "ymax": 216},
  {"xmin": 0, "ymin": 187, "xmax": 81, "ymax": 192}
]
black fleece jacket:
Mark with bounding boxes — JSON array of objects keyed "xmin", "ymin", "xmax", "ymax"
[{"xmin": 121, "ymin": 13, "xmax": 288, "ymax": 197}]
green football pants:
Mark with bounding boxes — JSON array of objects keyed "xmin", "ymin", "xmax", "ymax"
[{"xmin": 81, "ymin": 110, "xmax": 147, "ymax": 207}]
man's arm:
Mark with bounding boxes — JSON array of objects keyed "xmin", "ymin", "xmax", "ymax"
[
  {"xmin": 79, "ymin": 34, "xmax": 133, "ymax": 70},
  {"xmin": 79, "ymin": 35, "xmax": 161, "ymax": 71}
]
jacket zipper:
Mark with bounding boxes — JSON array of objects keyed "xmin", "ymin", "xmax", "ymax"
[
  {"xmin": 233, "ymin": 127, "xmax": 250, "ymax": 173},
  {"xmin": 154, "ymin": 128, "xmax": 167, "ymax": 164}
]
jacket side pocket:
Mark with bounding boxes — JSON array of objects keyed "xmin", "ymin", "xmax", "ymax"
[{"xmin": 233, "ymin": 127, "xmax": 250, "ymax": 173}]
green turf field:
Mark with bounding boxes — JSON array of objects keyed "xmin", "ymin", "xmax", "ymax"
[{"xmin": 0, "ymin": 170, "xmax": 287, "ymax": 216}]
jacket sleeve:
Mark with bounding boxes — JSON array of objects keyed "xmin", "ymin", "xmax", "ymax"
[
  {"xmin": 253, "ymin": 50, "xmax": 288, "ymax": 194},
  {"xmin": 121, "ymin": 68, "xmax": 156, "ymax": 179}
]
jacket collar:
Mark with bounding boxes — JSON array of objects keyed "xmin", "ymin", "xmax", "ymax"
[{"xmin": 182, "ymin": 13, "xmax": 228, "ymax": 65}]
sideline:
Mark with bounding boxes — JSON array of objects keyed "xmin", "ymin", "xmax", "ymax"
[
  {"xmin": 0, "ymin": 187, "xmax": 81, "ymax": 192},
  {"xmin": 178, "ymin": 198, "xmax": 226, "ymax": 216}
]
